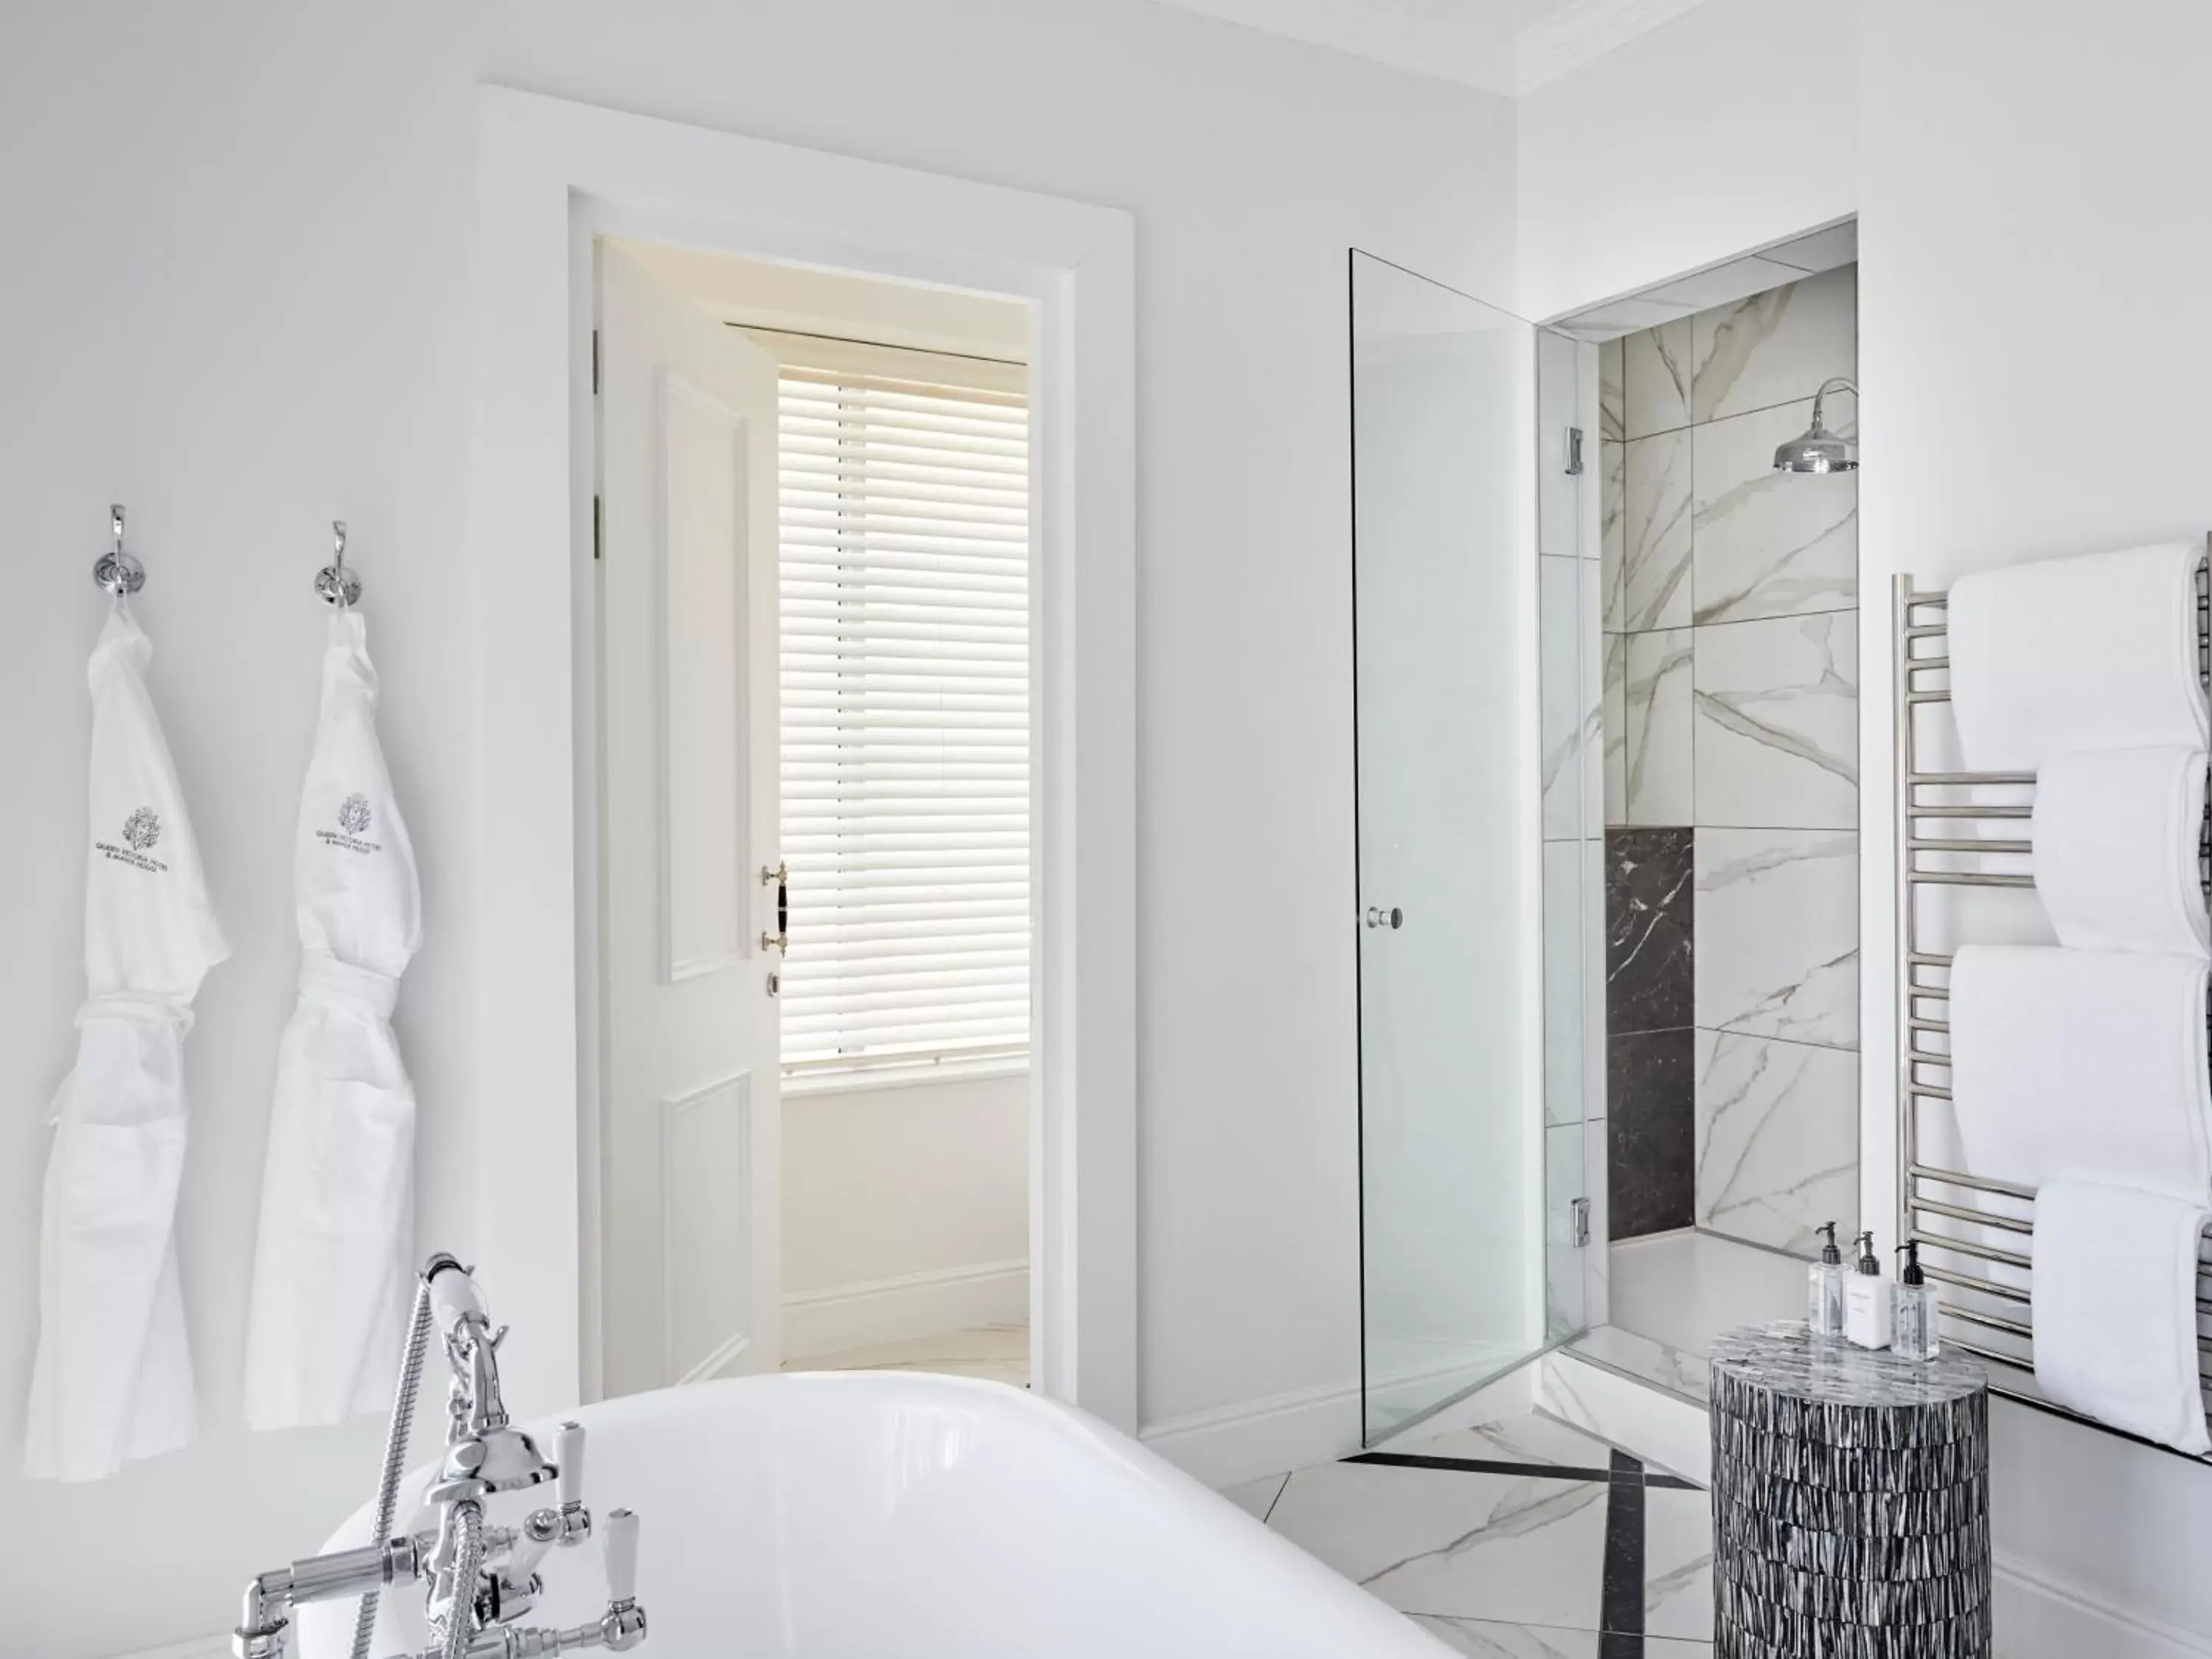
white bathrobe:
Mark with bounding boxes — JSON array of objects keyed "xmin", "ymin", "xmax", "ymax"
[
  {"xmin": 243, "ymin": 611, "xmax": 422, "ymax": 1429},
  {"xmin": 25, "ymin": 606, "xmax": 229, "ymax": 1481}
]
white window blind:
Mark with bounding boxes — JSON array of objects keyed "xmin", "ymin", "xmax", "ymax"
[{"xmin": 768, "ymin": 333, "xmax": 1031, "ymax": 1088}]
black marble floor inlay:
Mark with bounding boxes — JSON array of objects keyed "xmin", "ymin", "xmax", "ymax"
[{"xmin": 1609, "ymin": 1026, "xmax": 1695, "ymax": 1237}]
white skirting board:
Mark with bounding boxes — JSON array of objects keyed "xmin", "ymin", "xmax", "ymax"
[
  {"xmin": 780, "ymin": 1259, "xmax": 1027, "ymax": 1361},
  {"xmin": 100, "ymin": 1639, "xmax": 232, "ymax": 1659}
]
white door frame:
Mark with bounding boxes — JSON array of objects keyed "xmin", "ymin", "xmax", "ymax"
[{"xmin": 468, "ymin": 86, "xmax": 1137, "ymax": 1430}]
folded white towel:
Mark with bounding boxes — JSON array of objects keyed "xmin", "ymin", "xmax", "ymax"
[
  {"xmin": 1948, "ymin": 542, "xmax": 2208, "ymax": 773},
  {"xmin": 2032, "ymin": 747, "xmax": 2211, "ymax": 957},
  {"xmin": 2033, "ymin": 1181, "xmax": 2211, "ymax": 1454},
  {"xmin": 1950, "ymin": 945, "xmax": 2212, "ymax": 1203}
]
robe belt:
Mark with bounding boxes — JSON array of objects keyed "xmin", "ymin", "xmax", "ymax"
[
  {"xmin": 76, "ymin": 990, "xmax": 195, "ymax": 1033},
  {"xmin": 297, "ymin": 952, "xmax": 400, "ymax": 1019}
]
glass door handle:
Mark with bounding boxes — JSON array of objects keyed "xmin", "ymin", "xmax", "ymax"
[{"xmin": 1363, "ymin": 905, "xmax": 1404, "ymax": 930}]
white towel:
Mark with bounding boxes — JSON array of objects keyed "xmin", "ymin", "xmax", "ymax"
[
  {"xmin": 2033, "ymin": 1181, "xmax": 2211, "ymax": 1455},
  {"xmin": 1949, "ymin": 945, "xmax": 2212, "ymax": 1203},
  {"xmin": 2032, "ymin": 747, "xmax": 2211, "ymax": 957},
  {"xmin": 1948, "ymin": 542, "xmax": 2208, "ymax": 773}
]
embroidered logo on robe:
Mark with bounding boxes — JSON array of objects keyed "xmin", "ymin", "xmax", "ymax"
[
  {"xmin": 317, "ymin": 792, "xmax": 383, "ymax": 856},
  {"xmin": 97, "ymin": 806, "xmax": 170, "ymax": 872}
]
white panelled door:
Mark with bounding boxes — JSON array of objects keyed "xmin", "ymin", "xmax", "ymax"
[{"xmin": 597, "ymin": 244, "xmax": 782, "ymax": 1395}]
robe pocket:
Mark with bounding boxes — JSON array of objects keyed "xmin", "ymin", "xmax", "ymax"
[
  {"xmin": 298, "ymin": 1080, "xmax": 417, "ymax": 1245},
  {"xmin": 46, "ymin": 1114, "xmax": 188, "ymax": 1280}
]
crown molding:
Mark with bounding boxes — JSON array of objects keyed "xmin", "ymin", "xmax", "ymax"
[{"xmin": 1514, "ymin": 0, "xmax": 1714, "ymax": 94}]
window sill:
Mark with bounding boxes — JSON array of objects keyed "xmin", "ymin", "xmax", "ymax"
[{"xmin": 782, "ymin": 1056, "xmax": 1032, "ymax": 1100}]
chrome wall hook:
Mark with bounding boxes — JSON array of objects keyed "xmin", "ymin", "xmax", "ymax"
[
  {"xmin": 314, "ymin": 518, "xmax": 361, "ymax": 608},
  {"xmin": 92, "ymin": 503, "xmax": 146, "ymax": 597}
]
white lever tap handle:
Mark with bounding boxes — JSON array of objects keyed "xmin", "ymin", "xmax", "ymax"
[
  {"xmin": 605, "ymin": 1509, "xmax": 639, "ymax": 1605},
  {"xmin": 554, "ymin": 1421, "xmax": 585, "ymax": 1510}
]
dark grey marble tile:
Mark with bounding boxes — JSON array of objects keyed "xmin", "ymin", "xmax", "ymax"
[
  {"xmin": 1607, "ymin": 827, "xmax": 1693, "ymax": 1034},
  {"xmin": 1609, "ymin": 1028, "xmax": 1694, "ymax": 1239}
]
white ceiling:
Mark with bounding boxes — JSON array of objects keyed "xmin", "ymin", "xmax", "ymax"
[{"xmin": 1146, "ymin": 0, "xmax": 1713, "ymax": 97}]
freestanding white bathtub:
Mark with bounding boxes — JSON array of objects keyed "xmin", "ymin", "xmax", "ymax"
[{"xmin": 299, "ymin": 1371, "xmax": 1448, "ymax": 1658}]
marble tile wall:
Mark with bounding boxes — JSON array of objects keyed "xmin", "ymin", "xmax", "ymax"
[{"xmin": 1598, "ymin": 264, "xmax": 1860, "ymax": 1256}]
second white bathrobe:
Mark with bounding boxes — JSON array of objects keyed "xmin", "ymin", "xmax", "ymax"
[{"xmin": 244, "ymin": 611, "xmax": 422, "ymax": 1429}]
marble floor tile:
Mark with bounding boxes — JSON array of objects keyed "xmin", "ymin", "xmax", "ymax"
[
  {"xmin": 1691, "ymin": 611, "xmax": 1858, "ymax": 831},
  {"xmin": 1599, "ymin": 338, "xmax": 1624, "ymax": 444},
  {"xmin": 1599, "ymin": 440, "xmax": 1625, "ymax": 630},
  {"xmin": 1220, "ymin": 1471, "xmax": 1289, "ymax": 1522},
  {"xmin": 1608, "ymin": 1030, "xmax": 1694, "ymax": 1238},
  {"xmin": 1621, "ymin": 431, "xmax": 1692, "ymax": 632},
  {"xmin": 1694, "ymin": 828, "xmax": 1859, "ymax": 1048},
  {"xmin": 1624, "ymin": 629, "xmax": 1693, "ymax": 825},
  {"xmin": 787, "ymin": 1321, "xmax": 1029, "ymax": 1386},
  {"xmin": 1694, "ymin": 1030, "xmax": 1859, "ymax": 1255},
  {"xmin": 1691, "ymin": 397, "xmax": 1857, "ymax": 626},
  {"xmin": 1643, "ymin": 1486, "xmax": 1716, "ymax": 1641},
  {"xmin": 1624, "ymin": 317, "xmax": 1693, "ymax": 439},
  {"xmin": 1605, "ymin": 828, "xmax": 1693, "ymax": 1034},
  {"xmin": 1267, "ymin": 1460, "xmax": 1610, "ymax": 1627},
  {"xmin": 1565, "ymin": 1321, "xmax": 1712, "ymax": 1402},
  {"xmin": 1607, "ymin": 1231, "xmax": 1806, "ymax": 1368},
  {"xmin": 1413, "ymin": 1616, "xmax": 1711, "ymax": 1658},
  {"xmin": 1689, "ymin": 265, "xmax": 1855, "ymax": 426},
  {"xmin": 1405, "ymin": 1413, "xmax": 1624, "ymax": 1472}
]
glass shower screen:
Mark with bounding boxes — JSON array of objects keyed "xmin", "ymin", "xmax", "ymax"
[{"xmin": 1352, "ymin": 251, "xmax": 1584, "ymax": 1441}]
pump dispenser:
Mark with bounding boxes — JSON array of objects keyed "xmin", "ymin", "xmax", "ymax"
[
  {"xmin": 1844, "ymin": 1230, "xmax": 1893, "ymax": 1350},
  {"xmin": 1806, "ymin": 1221, "xmax": 1847, "ymax": 1340},
  {"xmin": 1893, "ymin": 1239, "xmax": 1941, "ymax": 1360}
]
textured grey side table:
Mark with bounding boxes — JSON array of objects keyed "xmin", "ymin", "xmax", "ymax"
[{"xmin": 1710, "ymin": 1322, "xmax": 1990, "ymax": 1659}]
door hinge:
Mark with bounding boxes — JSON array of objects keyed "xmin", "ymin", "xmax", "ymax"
[
  {"xmin": 1570, "ymin": 1196, "xmax": 1590, "ymax": 1248},
  {"xmin": 591, "ymin": 329, "xmax": 600, "ymax": 396},
  {"xmin": 593, "ymin": 494, "xmax": 602, "ymax": 560},
  {"xmin": 1565, "ymin": 425, "xmax": 1585, "ymax": 477}
]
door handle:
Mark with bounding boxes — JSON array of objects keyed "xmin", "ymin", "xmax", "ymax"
[
  {"xmin": 1364, "ymin": 905, "xmax": 1403, "ymax": 931},
  {"xmin": 760, "ymin": 861, "xmax": 788, "ymax": 954}
]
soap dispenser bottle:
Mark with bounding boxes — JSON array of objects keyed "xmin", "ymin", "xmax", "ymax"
[
  {"xmin": 1893, "ymin": 1240, "xmax": 1941, "ymax": 1360},
  {"xmin": 1806, "ymin": 1221, "xmax": 1846, "ymax": 1340},
  {"xmin": 1843, "ymin": 1230, "xmax": 1893, "ymax": 1350}
]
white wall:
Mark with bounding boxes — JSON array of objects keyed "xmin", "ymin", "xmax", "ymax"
[
  {"xmin": 1522, "ymin": 1, "xmax": 2212, "ymax": 1649},
  {"xmin": 0, "ymin": 4, "xmax": 1514, "ymax": 1651},
  {"xmin": 1514, "ymin": 0, "xmax": 1860, "ymax": 323},
  {"xmin": 782, "ymin": 1076, "xmax": 1029, "ymax": 1358}
]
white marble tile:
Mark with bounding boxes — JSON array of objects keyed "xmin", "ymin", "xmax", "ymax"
[
  {"xmin": 1624, "ymin": 629, "xmax": 1693, "ymax": 825},
  {"xmin": 1601, "ymin": 636, "xmax": 1626, "ymax": 826},
  {"xmin": 1621, "ymin": 430, "xmax": 1691, "ymax": 630},
  {"xmin": 1546, "ymin": 1121, "xmax": 1589, "ymax": 1338},
  {"xmin": 1644, "ymin": 1486, "xmax": 1715, "ymax": 1641},
  {"xmin": 1267, "ymin": 1461, "xmax": 1609, "ymax": 1627},
  {"xmin": 1541, "ymin": 556, "xmax": 1585, "ymax": 840},
  {"xmin": 1408, "ymin": 1412, "xmax": 1620, "ymax": 1472},
  {"xmin": 1564, "ymin": 1322, "xmax": 1712, "ymax": 1402},
  {"xmin": 1413, "ymin": 1619, "xmax": 1597, "ymax": 1658},
  {"xmin": 1694, "ymin": 1030, "xmax": 1860, "ymax": 1255},
  {"xmin": 1537, "ymin": 1349, "xmax": 1711, "ymax": 1486},
  {"xmin": 1598, "ymin": 338, "xmax": 1624, "ymax": 444},
  {"xmin": 1624, "ymin": 318, "xmax": 1693, "ymax": 439},
  {"xmin": 1578, "ymin": 561, "xmax": 1604, "ymax": 838},
  {"xmin": 1691, "ymin": 397, "xmax": 1857, "ymax": 625},
  {"xmin": 1220, "ymin": 1471, "xmax": 1289, "ymax": 1522},
  {"xmin": 1690, "ymin": 265, "xmax": 1855, "ymax": 426},
  {"xmin": 1544, "ymin": 842, "xmax": 1585, "ymax": 1127},
  {"xmin": 1599, "ymin": 440, "xmax": 1624, "ymax": 630},
  {"xmin": 1692, "ymin": 611, "xmax": 1858, "ymax": 830},
  {"xmin": 1694, "ymin": 828, "xmax": 1860, "ymax": 1047}
]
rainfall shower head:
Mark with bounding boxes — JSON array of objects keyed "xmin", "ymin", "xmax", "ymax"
[{"xmin": 1773, "ymin": 376, "xmax": 1859, "ymax": 473}]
